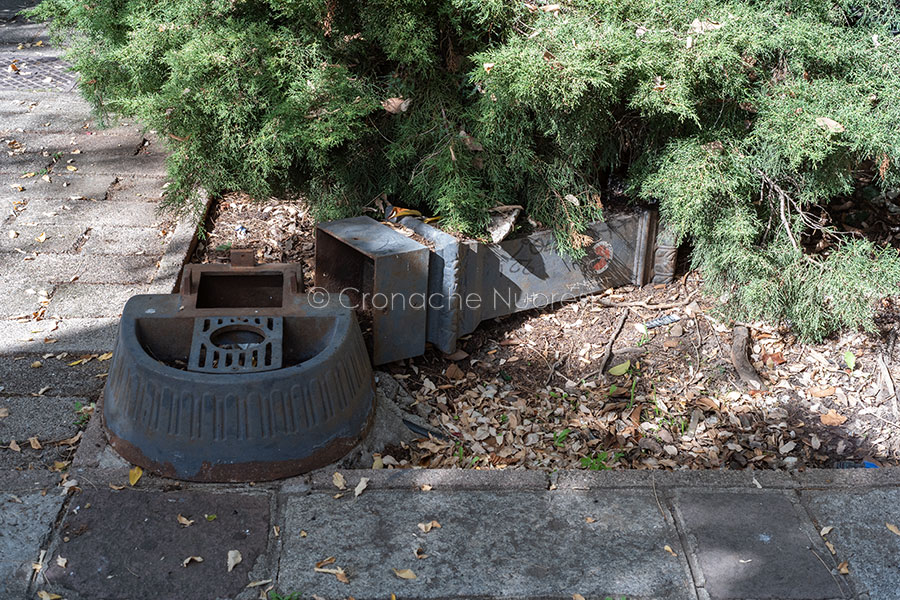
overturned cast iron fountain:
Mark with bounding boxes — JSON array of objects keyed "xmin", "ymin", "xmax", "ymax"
[
  {"xmin": 102, "ymin": 250, "xmax": 374, "ymax": 482},
  {"xmin": 316, "ymin": 207, "xmax": 678, "ymax": 364}
]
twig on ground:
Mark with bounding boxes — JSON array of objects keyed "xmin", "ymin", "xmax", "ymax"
[
  {"xmin": 693, "ymin": 316, "xmax": 703, "ymax": 366},
  {"xmin": 807, "ymin": 545, "xmax": 850, "ymax": 599},
  {"xmin": 596, "ymin": 289, "xmax": 699, "ymax": 311},
  {"xmin": 700, "ymin": 313, "xmax": 728, "ymax": 358},
  {"xmin": 544, "ymin": 350, "xmax": 571, "ymax": 386},
  {"xmin": 865, "ymin": 411, "xmax": 900, "ymax": 430},
  {"xmin": 597, "ymin": 311, "xmax": 629, "ymax": 376},
  {"xmin": 876, "ymin": 353, "xmax": 899, "ymax": 419}
]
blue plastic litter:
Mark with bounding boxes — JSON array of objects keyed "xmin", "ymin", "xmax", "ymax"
[{"xmin": 834, "ymin": 461, "xmax": 879, "ymax": 469}]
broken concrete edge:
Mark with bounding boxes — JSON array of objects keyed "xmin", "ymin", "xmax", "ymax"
[{"xmin": 147, "ymin": 188, "xmax": 214, "ymax": 295}]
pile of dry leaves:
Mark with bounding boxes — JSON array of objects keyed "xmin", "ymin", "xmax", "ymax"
[{"xmin": 196, "ymin": 194, "xmax": 900, "ymax": 472}]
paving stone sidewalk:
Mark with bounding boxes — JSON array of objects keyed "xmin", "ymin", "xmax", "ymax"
[
  {"xmin": 0, "ymin": 4, "xmax": 196, "ymax": 597},
  {"xmin": 3, "ymin": 5, "xmax": 900, "ymax": 600}
]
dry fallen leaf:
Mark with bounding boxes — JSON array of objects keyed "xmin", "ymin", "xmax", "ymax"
[
  {"xmin": 55, "ymin": 556, "xmax": 67, "ymax": 568},
  {"xmin": 820, "ymin": 409, "xmax": 847, "ymax": 426},
  {"xmin": 128, "ymin": 465, "xmax": 143, "ymax": 486},
  {"xmin": 445, "ymin": 363, "xmax": 465, "ymax": 380},
  {"xmin": 98, "ymin": 352, "xmax": 113, "ymax": 361},
  {"xmin": 227, "ymin": 549, "xmax": 242, "ymax": 572},
  {"xmin": 837, "ymin": 560, "xmax": 850, "ymax": 575},
  {"xmin": 177, "ymin": 514, "xmax": 194, "ymax": 527},
  {"xmin": 354, "ymin": 477, "xmax": 369, "ymax": 498},
  {"xmin": 56, "ymin": 431, "xmax": 83, "ymax": 447},
  {"xmin": 300, "ymin": 530, "xmax": 308, "ymax": 537},
  {"xmin": 420, "ymin": 484, "xmax": 433, "ymax": 492},
  {"xmin": 29, "ymin": 436, "xmax": 42, "ymax": 450},
  {"xmin": 0, "ymin": 407, "xmax": 9, "ymax": 418},
  {"xmin": 585, "ymin": 517, "xmax": 596, "ymax": 523},
  {"xmin": 66, "ymin": 165, "xmax": 77, "ymax": 172},
  {"xmin": 664, "ymin": 545, "xmax": 678, "ymax": 557},
  {"xmin": 392, "ymin": 568, "xmax": 417, "ymax": 579},
  {"xmin": 36, "ymin": 592, "xmax": 62, "ymax": 600},
  {"xmin": 9, "ymin": 440, "xmax": 21, "ymax": 452},
  {"xmin": 314, "ymin": 560, "xmax": 349, "ymax": 584},
  {"xmin": 415, "ymin": 547, "xmax": 428, "ymax": 560},
  {"xmin": 382, "ymin": 97, "xmax": 412, "ymax": 114},
  {"xmin": 573, "ymin": 595, "xmax": 586, "ymax": 600},
  {"xmin": 809, "ymin": 386, "xmax": 836, "ymax": 398},
  {"xmin": 815, "ymin": 117, "xmax": 845, "ymax": 133},
  {"xmin": 108, "ymin": 483, "xmax": 125, "ymax": 491},
  {"xmin": 887, "ymin": 522, "xmax": 900, "ymax": 537},
  {"xmin": 182, "ymin": 556, "xmax": 203, "ymax": 567},
  {"xmin": 31, "ymin": 360, "xmax": 42, "ymax": 368},
  {"xmin": 333, "ymin": 471, "xmax": 347, "ymax": 490},
  {"xmin": 417, "ymin": 520, "xmax": 441, "ymax": 533},
  {"xmin": 246, "ymin": 579, "xmax": 273, "ymax": 588},
  {"xmin": 825, "ymin": 540, "xmax": 836, "ymax": 555},
  {"xmin": 820, "ymin": 526, "xmax": 833, "ymax": 537}
]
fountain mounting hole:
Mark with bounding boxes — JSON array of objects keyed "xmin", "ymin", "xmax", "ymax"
[{"xmin": 210, "ymin": 325, "xmax": 266, "ymax": 349}]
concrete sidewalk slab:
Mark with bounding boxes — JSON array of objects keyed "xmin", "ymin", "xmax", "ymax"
[
  {"xmin": 0, "ymin": 352, "xmax": 109, "ymax": 397},
  {"xmin": 81, "ymin": 225, "xmax": 170, "ymax": 256},
  {"xmin": 0, "ymin": 317, "xmax": 118, "ymax": 353},
  {"xmin": 0, "ymin": 222, "xmax": 89, "ymax": 253},
  {"xmin": 279, "ymin": 489, "xmax": 696, "ymax": 600},
  {"xmin": 671, "ymin": 489, "xmax": 843, "ymax": 600},
  {"xmin": 803, "ymin": 488, "xmax": 900, "ymax": 600},
  {"xmin": 0, "ymin": 394, "xmax": 82, "ymax": 443},
  {"xmin": 106, "ymin": 175, "xmax": 169, "ymax": 202},
  {"xmin": 16, "ymin": 253, "xmax": 161, "ymax": 285},
  {"xmin": 0, "ymin": 95, "xmax": 92, "ymax": 132},
  {"xmin": 1, "ymin": 132, "xmax": 166, "ymax": 177},
  {"xmin": 43, "ymin": 488, "xmax": 272, "ymax": 600},
  {"xmin": 46, "ymin": 282, "xmax": 148, "ymax": 318},
  {"xmin": 2, "ymin": 173, "xmax": 118, "ymax": 202},
  {"xmin": 21, "ymin": 197, "xmax": 165, "ymax": 226},
  {"xmin": 0, "ymin": 483, "xmax": 65, "ymax": 599}
]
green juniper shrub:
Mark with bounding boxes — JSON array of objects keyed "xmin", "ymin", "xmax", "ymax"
[{"xmin": 28, "ymin": 0, "xmax": 900, "ymax": 340}]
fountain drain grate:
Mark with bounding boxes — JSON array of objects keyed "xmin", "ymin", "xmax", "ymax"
[{"xmin": 187, "ymin": 316, "xmax": 283, "ymax": 373}]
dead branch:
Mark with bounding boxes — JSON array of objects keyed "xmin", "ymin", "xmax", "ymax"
[
  {"xmin": 876, "ymin": 353, "xmax": 899, "ymax": 419},
  {"xmin": 596, "ymin": 288, "xmax": 699, "ymax": 310},
  {"xmin": 730, "ymin": 325, "xmax": 767, "ymax": 391}
]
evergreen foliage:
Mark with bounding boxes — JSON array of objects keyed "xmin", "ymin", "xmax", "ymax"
[{"xmin": 28, "ymin": 0, "xmax": 900, "ymax": 340}]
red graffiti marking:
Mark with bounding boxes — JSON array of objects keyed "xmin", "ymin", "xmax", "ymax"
[{"xmin": 591, "ymin": 241, "xmax": 612, "ymax": 273}]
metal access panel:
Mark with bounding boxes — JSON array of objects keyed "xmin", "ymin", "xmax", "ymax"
[{"xmin": 315, "ymin": 216, "xmax": 430, "ymax": 365}]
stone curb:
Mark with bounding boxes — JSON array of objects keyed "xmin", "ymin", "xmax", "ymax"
[
  {"xmin": 554, "ymin": 468, "xmax": 797, "ymax": 490},
  {"xmin": 147, "ymin": 190, "xmax": 213, "ymax": 295},
  {"xmin": 299, "ymin": 467, "xmax": 900, "ymax": 494},
  {"xmin": 304, "ymin": 468, "xmax": 550, "ymax": 492}
]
